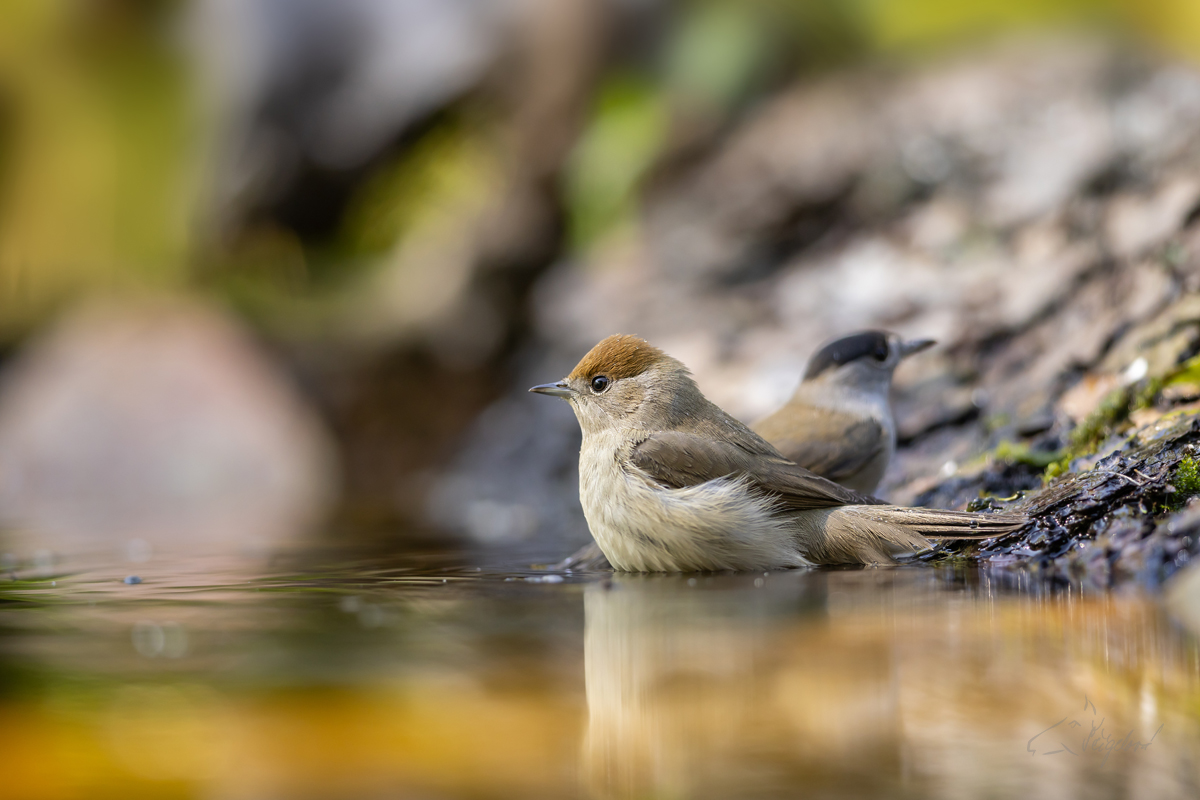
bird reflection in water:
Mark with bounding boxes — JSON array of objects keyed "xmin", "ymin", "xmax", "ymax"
[{"xmin": 580, "ymin": 569, "xmax": 1200, "ymax": 799}]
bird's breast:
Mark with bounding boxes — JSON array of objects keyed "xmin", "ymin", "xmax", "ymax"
[{"xmin": 576, "ymin": 430, "xmax": 810, "ymax": 571}]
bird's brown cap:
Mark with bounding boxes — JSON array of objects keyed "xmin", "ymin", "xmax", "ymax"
[{"xmin": 568, "ymin": 334, "xmax": 669, "ymax": 381}]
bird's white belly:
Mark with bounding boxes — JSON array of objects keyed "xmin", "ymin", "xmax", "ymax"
[{"xmin": 577, "ymin": 430, "xmax": 811, "ymax": 572}]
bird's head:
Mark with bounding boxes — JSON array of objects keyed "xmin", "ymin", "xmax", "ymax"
[
  {"xmin": 802, "ymin": 331, "xmax": 934, "ymax": 395},
  {"xmin": 529, "ymin": 334, "xmax": 698, "ymax": 435}
]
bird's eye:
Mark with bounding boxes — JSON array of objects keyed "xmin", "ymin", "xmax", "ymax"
[
  {"xmin": 873, "ymin": 344, "xmax": 889, "ymax": 361},
  {"xmin": 590, "ymin": 375, "xmax": 610, "ymax": 393}
]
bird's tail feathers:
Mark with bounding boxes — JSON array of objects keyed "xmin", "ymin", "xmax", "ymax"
[
  {"xmin": 819, "ymin": 505, "xmax": 1027, "ymax": 564},
  {"xmin": 862, "ymin": 505, "xmax": 1028, "ymax": 539}
]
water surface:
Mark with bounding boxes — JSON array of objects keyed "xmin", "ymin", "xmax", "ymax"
[{"xmin": 1, "ymin": 548, "xmax": 1197, "ymax": 799}]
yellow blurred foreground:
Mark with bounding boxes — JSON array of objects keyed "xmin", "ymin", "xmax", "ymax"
[{"xmin": 0, "ymin": 557, "xmax": 1197, "ymax": 799}]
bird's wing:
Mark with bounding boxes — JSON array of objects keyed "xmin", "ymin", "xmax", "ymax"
[
  {"xmin": 767, "ymin": 414, "xmax": 885, "ymax": 485},
  {"xmin": 630, "ymin": 431, "xmax": 883, "ymax": 511}
]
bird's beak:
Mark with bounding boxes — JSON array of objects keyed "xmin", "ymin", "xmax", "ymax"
[
  {"xmin": 529, "ymin": 381, "xmax": 574, "ymax": 398},
  {"xmin": 898, "ymin": 338, "xmax": 936, "ymax": 358}
]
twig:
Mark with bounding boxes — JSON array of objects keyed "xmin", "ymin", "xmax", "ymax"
[{"xmin": 1092, "ymin": 470, "xmax": 1145, "ymax": 487}]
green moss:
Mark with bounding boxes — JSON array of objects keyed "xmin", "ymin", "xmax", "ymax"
[
  {"xmin": 1043, "ymin": 377, "xmax": 1164, "ymax": 481},
  {"xmin": 1165, "ymin": 355, "xmax": 1200, "ymax": 389},
  {"xmin": 1151, "ymin": 455, "xmax": 1200, "ymax": 515},
  {"xmin": 1071, "ymin": 386, "xmax": 1134, "ymax": 451},
  {"xmin": 1174, "ymin": 455, "xmax": 1200, "ymax": 502},
  {"xmin": 966, "ymin": 491, "xmax": 1023, "ymax": 512},
  {"xmin": 993, "ymin": 440, "xmax": 1062, "ymax": 469},
  {"xmin": 1135, "ymin": 375, "xmax": 1165, "ymax": 409}
]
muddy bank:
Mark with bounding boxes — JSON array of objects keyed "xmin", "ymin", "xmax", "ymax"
[{"xmin": 920, "ymin": 412, "xmax": 1200, "ymax": 589}]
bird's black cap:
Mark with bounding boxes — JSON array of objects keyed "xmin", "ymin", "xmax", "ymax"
[{"xmin": 803, "ymin": 331, "xmax": 891, "ymax": 380}]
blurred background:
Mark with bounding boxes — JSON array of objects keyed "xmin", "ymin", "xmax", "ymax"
[
  {"xmin": 9, "ymin": 5, "xmax": 1200, "ymax": 800},
  {"xmin": 4, "ymin": 0, "xmax": 1200, "ymax": 560}
]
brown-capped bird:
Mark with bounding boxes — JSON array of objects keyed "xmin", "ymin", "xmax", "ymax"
[{"xmin": 531, "ymin": 334, "xmax": 1022, "ymax": 571}]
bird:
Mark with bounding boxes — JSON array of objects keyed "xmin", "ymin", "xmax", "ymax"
[
  {"xmin": 552, "ymin": 330, "xmax": 934, "ymax": 569},
  {"xmin": 752, "ymin": 330, "xmax": 935, "ymax": 494},
  {"xmin": 530, "ymin": 334, "xmax": 1023, "ymax": 571}
]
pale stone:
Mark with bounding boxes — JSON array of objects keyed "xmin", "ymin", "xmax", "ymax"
[{"xmin": 0, "ymin": 297, "xmax": 339, "ymax": 559}]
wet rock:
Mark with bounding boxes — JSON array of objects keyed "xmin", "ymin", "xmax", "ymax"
[
  {"xmin": 0, "ymin": 297, "xmax": 339, "ymax": 560},
  {"xmin": 931, "ymin": 413, "xmax": 1200, "ymax": 590}
]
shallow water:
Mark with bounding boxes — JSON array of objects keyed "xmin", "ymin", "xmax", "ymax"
[{"xmin": 1, "ymin": 548, "xmax": 1198, "ymax": 799}]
